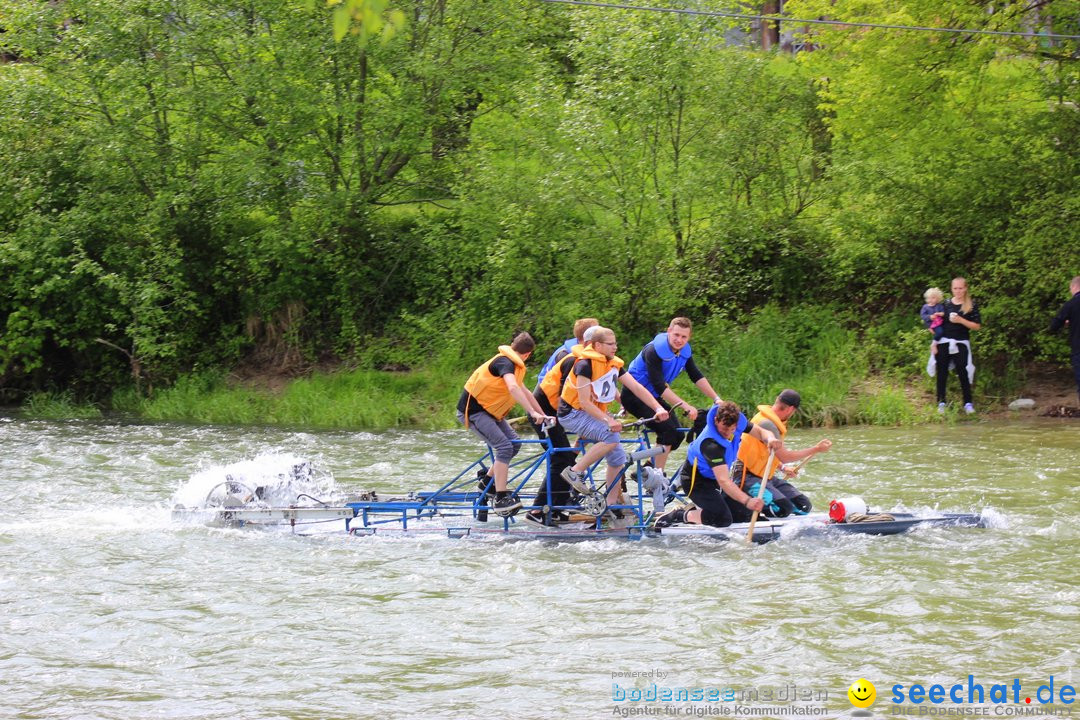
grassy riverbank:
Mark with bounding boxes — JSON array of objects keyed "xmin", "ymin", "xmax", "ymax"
[{"xmin": 18, "ymin": 305, "xmax": 1067, "ymax": 429}]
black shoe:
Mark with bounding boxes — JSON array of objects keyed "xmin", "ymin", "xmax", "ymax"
[
  {"xmin": 653, "ymin": 507, "xmax": 686, "ymax": 529},
  {"xmin": 476, "ymin": 469, "xmax": 492, "ymax": 494},
  {"xmin": 493, "ymin": 494, "xmax": 522, "ymax": 517},
  {"xmin": 475, "ymin": 470, "xmax": 493, "ymax": 522},
  {"xmin": 610, "ymin": 508, "xmax": 626, "ymax": 520},
  {"xmin": 525, "ymin": 510, "xmax": 558, "ymax": 527}
]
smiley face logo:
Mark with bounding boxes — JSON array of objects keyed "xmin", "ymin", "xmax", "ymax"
[{"xmin": 848, "ymin": 678, "xmax": 876, "ymax": 708}]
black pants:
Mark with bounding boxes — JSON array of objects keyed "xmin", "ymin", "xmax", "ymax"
[
  {"xmin": 527, "ymin": 391, "xmax": 575, "ymax": 509},
  {"xmin": 1072, "ymin": 351, "xmax": 1080, "ymax": 401},
  {"xmin": 619, "ymin": 388, "xmax": 683, "ymax": 449},
  {"xmin": 935, "ymin": 341, "xmax": 973, "ymax": 404},
  {"xmin": 679, "ymin": 463, "xmax": 744, "ymax": 527}
]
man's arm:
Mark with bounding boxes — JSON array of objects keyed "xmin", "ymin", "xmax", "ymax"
[
  {"xmin": 714, "ymin": 463, "xmax": 764, "ymax": 513},
  {"xmin": 504, "ymin": 375, "xmax": 551, "ymax": 424},
  {"xmin": 1050, "ymin": 298, "xmax": 1074, "ymax": 333},
  {"xmin": 620, "ymin": 373, "xmax": 670, "ymax": 423},
  {"xmin": 748, "ymin": 423, "xmax": 781, "ymax": 452},
  {"xmin": 776, "ymin": 439, "xmax": 832, "ymax": 465},
  {"xmin": 693, "ymin": 377, "xmax": 721, "ymax": 404}
]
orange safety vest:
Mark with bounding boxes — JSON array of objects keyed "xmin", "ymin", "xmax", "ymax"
[
  {"xmin": 462, "ymin": 345, "xmax": 527, "ymax": 421},
  {"xmin": 538, "ymin": 343, "xmax": 586, "ymax": 409},
  {"xmin": 736, "ymin": 404, "xmax": 788, "ymax": 485},
  {"xmin": 560, "ymin": 347, "xmax": 624, "ymax": 414}
]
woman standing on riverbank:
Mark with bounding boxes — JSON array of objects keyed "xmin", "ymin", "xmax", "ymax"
[{"xmin": 935, "ymin": 277, "xmax": 982, "ymax": 413}]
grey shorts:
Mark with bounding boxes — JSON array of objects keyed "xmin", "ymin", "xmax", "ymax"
[
  {"xmin": 457, "ymin": 408, "xmax": 520, "ymax": 464},
  {"xmin": 558, "ymin": 408, "xmax": 627, "ymax": 467}
]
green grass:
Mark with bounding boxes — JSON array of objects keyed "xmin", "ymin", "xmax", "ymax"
[
  {"xmin": 22, "ymin": 391, "xmax": 103, "ymax": 420},
  {"xmin": 25, "ymin": 304, "xmax": 1004, "ymax": 429},
  {"xmin": 117, "ymin": 369, "xmax": 463, "ymax": 429}
]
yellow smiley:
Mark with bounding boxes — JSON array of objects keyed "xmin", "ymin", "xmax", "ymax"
[{"xmin": 848, "ymin": 678, "xmax": 876, "ymax": 708}]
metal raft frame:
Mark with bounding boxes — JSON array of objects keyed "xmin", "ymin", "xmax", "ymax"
[
  {"xmin": 175, "ymin": 424, "xmax": 990, "ymax": 542},
  {"xmin": 341, "ymin": 424, "xmax": 664, "ymax": 537}
]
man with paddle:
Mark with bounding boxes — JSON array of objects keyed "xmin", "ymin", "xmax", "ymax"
[
  {"xmin": 729, "ymin": 389, "xmax": 832, "ymax": 519},
  {"xmin": 653, "ymin": 401, "xmax": 780, "ymax": 529}
]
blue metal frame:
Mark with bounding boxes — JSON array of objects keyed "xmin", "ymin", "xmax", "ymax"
[{"xmin": 341, "ymin": 425, "xmax": 662, "ymax": 534}]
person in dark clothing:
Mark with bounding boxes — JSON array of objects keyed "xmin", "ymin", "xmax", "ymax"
[
  {"xmin": 1050, "ymin": 276, "xmax": 1080, "ymax": 406},
  {"xmin": 934, "ymin": 277, "xmax": 982, "ymax": 414},
  {"xmin": 620, "ymin": 317, "xmax": 722, "ymax": 472},
  {"xmin": 653, "ymin": 401, "xmax": 780, "ymax": 529}
]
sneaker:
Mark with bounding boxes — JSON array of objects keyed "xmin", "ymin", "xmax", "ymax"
[
  {"xmin": 560, "ymin": 467, "xmax": 590, "ymax": 495},
  {"xmin": 525, "ymin": 509, "xmax": 569, "ymax": 526},
  {"xmin": 963, "ymin": 403, "xmax": 975, "ymax": 414},
  {"xmin": 524, "ymin": 510, "xmax": 548, "ymax": 526},
  {"xmin": 492, "ymin": 494, "xmax": 522, "ymax": 517},
  {"xmin": 653, "ymin": 507, "xmax": 686, "ymax": 529},
  {"xmin": 937, "ymin": 402, "xmax": 946, "ymax": 414}
]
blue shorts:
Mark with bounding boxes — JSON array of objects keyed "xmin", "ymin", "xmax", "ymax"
[{"xmin": 558, "ymin": 408, "xmax": 627, "ymax": 467}]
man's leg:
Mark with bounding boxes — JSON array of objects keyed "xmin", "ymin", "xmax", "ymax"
[
  {"xmin": 558, "ymin": 408, "xmax": 620, "ymax": 495},
  {"xmin": 461, "ymin": 410, "xmax": 522, "ymax": 514},
  {"xmin": 1072, "ymin": 351, "xmax": 1080, "ymax": 406}
]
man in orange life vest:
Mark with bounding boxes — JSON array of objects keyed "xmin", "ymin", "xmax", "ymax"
[
  {"xmin": 558, "ymin": 327, "xmax": 669, "ymax": 513},
  {"xmin": 526, "ymin": 319, "xmax": 600, "ymax": 525},
  {"xmin": 457, "ymin": 333, "xmax": 555, "ymax": 516},
  {"xmin": 729, "ymin": 389, "xmax": 831, "ymax": 518}
]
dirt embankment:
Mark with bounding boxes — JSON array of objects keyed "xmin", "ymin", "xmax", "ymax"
[{"xmin": 987, "ymin": 362, "xmax": 1079, "ymax": 418}]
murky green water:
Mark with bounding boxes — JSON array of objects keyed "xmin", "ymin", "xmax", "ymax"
[{"xmin": 0, "ymin": 416, "xmax": 1076, "ymax": 719}]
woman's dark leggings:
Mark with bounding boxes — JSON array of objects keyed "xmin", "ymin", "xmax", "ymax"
[{"xmin": 935, "ymin": 341, "xmax": 973, "ymax": 404}]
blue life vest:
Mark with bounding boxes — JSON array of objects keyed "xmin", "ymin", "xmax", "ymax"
[
  {"xmin": 685, "ymin": 405, "xmax": 747, "ymax": 481},
  {"xmin": 627, "ymin": 332, "xmax": 692, "ymax": 398},
  {"xmin": 535, "ymin": 338, "xmax": 576, "ymax": 387}
]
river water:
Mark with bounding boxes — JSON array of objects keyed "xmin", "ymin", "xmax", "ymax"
[{"xmin": 0, "ymin": 416, "xmax": 1076, "ymax": 720}]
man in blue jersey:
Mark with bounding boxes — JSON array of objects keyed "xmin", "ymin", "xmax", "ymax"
[{"xmin": 621, "ymin": 317, "xmax": 722, "ymax": 472}]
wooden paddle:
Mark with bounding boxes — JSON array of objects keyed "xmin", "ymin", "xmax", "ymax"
[
  {"xmin": 789, "ymin": 455, "xmax": 812, "ymax": 476},
  {"xmin": 745, "ymin": 449, "xmax": 777, "ymax": 544}
]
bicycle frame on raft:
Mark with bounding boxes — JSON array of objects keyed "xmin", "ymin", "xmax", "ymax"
[{"xmin": 344, "ymin": 424, "xmax": 670, "ymax": 534}]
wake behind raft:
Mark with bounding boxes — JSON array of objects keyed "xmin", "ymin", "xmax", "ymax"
[{"xmin": 170, "ymin": 431, "xmax": 990, "ymax": 544}]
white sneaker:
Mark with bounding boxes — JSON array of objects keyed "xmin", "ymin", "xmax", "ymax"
[
  {"xmin": 963, "ymin": 403, "xmax": 975, "ymax": 414},
  {"xmin": 560, "ymin": 467, "xmax": 590, "ymax": 494},
  {"xmin": 937, "ymin": 403, "xmax": 946, "ymax": 414}
]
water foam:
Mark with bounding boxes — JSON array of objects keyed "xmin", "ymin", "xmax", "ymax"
[{"xmin": 172, "ymin": 452, "xmax": 340, "ymax": 508}]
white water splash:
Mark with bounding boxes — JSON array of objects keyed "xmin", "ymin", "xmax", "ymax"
[{"xmin": 172, "ymin": 452, "xmax": 340, "ymax": 508}]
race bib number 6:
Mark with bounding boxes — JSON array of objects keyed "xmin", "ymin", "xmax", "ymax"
[{"xmin": 591, "ymin": 368, "xmax": 619, "ymax": 404}]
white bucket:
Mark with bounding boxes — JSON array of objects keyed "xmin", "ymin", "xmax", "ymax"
[{"xmin": 828, "ymin": 496, "xmax": 868, "ymax": 523}]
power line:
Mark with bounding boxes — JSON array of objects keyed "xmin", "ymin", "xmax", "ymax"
[{"xmin": 534, "ymin": 0, "xmax": 1080, "ymax": 41}]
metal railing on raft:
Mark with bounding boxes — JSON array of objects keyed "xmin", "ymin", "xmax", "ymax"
[{"xmin": 343, "ymin": 420, "xmax": 674, "ymax": 533}]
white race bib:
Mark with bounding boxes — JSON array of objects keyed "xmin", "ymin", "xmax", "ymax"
[{"xmin": 591, "ymin": 368, "xmax": 619, "ymax": 404}]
